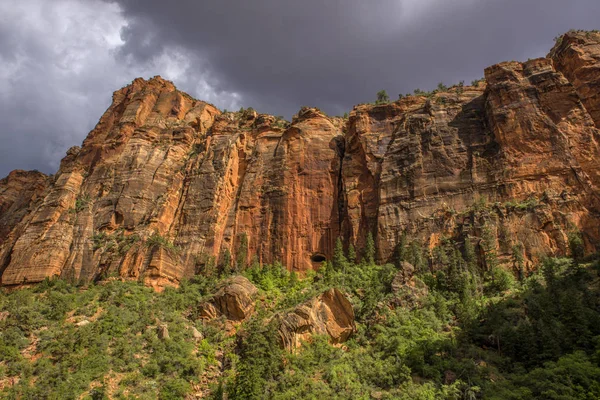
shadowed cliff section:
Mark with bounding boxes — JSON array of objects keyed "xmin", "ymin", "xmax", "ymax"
[{"xmin": 2, "ymin": 31, "xmax": 600, "ymax": 288}]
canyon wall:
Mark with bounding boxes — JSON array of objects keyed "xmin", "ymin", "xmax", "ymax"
[{"xmin": 1, "ymin": 31, "xmax": 600, "ymax": 288}]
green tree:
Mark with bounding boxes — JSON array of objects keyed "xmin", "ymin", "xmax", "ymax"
[
  {"xmin": 376, "ymin": 90, "xmax": 390, "ymax": 104},
  {"xmin": 231, "ymin": 315, "xmax": 282, "ymax": 399},
  {"xmin": 408, "ymin": 240, "xmax": 426, "ymax": 273},
  {"xmin": 568, "ymin": 230, "xmax": 584, "ymax": 262},
  {"xmin": 464, "ymin": 236, "xmax": 478, "ymax": 276},
  {"xmin": 347, "ymin": 243, "xmax": 357, "ymax": 265},
  {"xmin": 395, "ymin": 234, "xmax": 408, "ymax": 267},
  {"xmin": 220, "ymin": 248, "xmax": 232, "ymax": 275},
  {"xmin": 481, "ymin": 223, "xmax": 498, "ymax": 274},
  {"xmin": 511, "ymin": 243, "xmax": 525, "ymax": 281},
  {"xmin": 333, "ymin": 237, "xmax": 347, "ymax": 272},
  {"xmin": 364, "ymin": 232, "xmax": 376, "ymax": 266},
  {"xmin": 320, "ymin": 261, "xmax": 336, "ymax": 285}
]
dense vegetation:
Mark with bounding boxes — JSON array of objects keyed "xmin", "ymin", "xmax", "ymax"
[{"xmin": 1, "ymin": 233, "xmax": 600, "ymax": 399}]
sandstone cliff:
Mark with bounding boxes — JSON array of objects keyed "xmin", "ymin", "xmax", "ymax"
[{"xmin": 1, "ymin": 31, "xmax": 600, "ymax": 288}]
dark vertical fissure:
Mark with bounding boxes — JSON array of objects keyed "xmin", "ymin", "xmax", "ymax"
[{"xmin": 335, "ymin": 136, "xmax": 347, "ymax": 237}]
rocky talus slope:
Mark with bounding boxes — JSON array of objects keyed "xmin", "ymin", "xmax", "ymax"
[{"xmin": 2, "ymin": 31, "xmax": 600, "ymax": 288}]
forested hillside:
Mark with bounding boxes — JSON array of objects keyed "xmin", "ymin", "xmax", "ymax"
[{"xmin": 2, "ymin": 231, "xmax": 600, "ymax": 399}]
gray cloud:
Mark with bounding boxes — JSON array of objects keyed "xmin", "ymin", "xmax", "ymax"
[
  {"xmin": 111, "ymin": 0, "xmax": 600, "ymax": 118},
  {"xmin": 0, "ymin": 0, "xmax": 239, "ymax": 177},
  {"xmin": 1, "ymin": 0, "xmax": 599, "ymax": 177}
]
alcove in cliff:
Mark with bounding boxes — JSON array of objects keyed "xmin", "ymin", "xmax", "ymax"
[{"xmin": 310, "ymin": 253, "xmax": 326, "ymax": 263}]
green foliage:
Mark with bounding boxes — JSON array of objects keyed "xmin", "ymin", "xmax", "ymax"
[
  {"xmin": 332, "ymin": 237, "xmax": 347, "ymax": 272},
  {"xmin": 472, "ymin": 257, "xmax": 600, "ymax": 367},
  {"xmin": 159, "ymin": 378, "xmax": 192, "ymax": 399},
  {"xmin": 364, "ymin": 232, "xmax": 376, "ymax": 266},
  {"xmin": 91, "ymin": 230, "xmax": 140, "ymax": 255},
  {"xmin": 376, "ymin": 90, "xmax": 390, "ymax": 104},
  {"xmin": 407, "ymin": 240, "xmax": 427, "ymax": 274},
  {"xmin": 456, "ymin": 86, "xmax": 464, "ymax": 97},
  {"xmin": 0, "ymin": 278, "xmax": 220, "ymax": 399},
  {"xmin": 569, "ymin": 230, "xmax": 585, "ymax": 262},
  {"xmin": 146, "ymin": 232, "xmax": 180, "ymax": 255},
  {"xmin": 472, "ymin": 195, "xmax": 489, "ymax": 211},
  {"xmin": 220, "ymin": 248, "xmax": 232, "ymax": 275},
  {"xmin": 511, "ymin": 243, "xmax": 525, "ymax": 281},
  {"xmin": 486, "ymin": 266, "xmax": 515, "ymax": 294},
  {"xmin": 231, "ymin": 315, "xmax": 283, "ymax": 399},
  {"xmin": 347, "ymin": 243, "xmax": 356, "ymax": 264},
  {"xmin": 3, "ymin": 222, "xmax": 600, "ymax": 399},
  {"xmin": 72, "ymin": 194, "xmax": 92, "ymax": 213},
  {"xmin": 503, "ymin": 197, "xmax": 539, "ymax": 211},
  {"xmin": 488, "ymin": 351, "xmax": 600, "ymax": 400},
  {"xmin": 395, "ymin": 233, "xmax": 408, "ymax": 265}
]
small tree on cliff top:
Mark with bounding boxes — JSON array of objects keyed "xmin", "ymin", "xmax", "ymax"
[{"xmin": 376, "ymin": 90, "xmax": 390, "ymax": 104}]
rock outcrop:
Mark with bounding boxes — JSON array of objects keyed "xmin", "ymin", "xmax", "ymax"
[
  {"xmin": 390, "ymin": 262, "xmax": 429, "ymax": 309},
  {"xmin": 198, "ymin": 276, "xmax": 258, "ymax": 321},
  {"xmin": 1, "ymin": 32, "xmax": 600, "ymax": 288},
  {"xmin": 276, "ymin": 288, "xmax": 356, "ymax": 350}
]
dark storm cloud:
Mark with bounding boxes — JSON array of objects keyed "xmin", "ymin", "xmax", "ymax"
[
  {"xmin": 0, "ymin": 0, "xmax": 237, "ymax": 177},
  {"xmin": 111, "ymin": 0, "xmax": 600, "ymax": 118},
  {"xmin": 1, "ymin": 0, "xmax": 599, "ymax": 177}
]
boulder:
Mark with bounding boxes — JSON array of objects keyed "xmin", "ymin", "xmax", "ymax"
[
  {"xmin": 391, "ymin": 261, "xmax": 415, "ymax": 290},
  {"xmin": 198, "ymin": 276, "xmax": 258, "ymax": 322},
  {"xmin": 191, "ymin": 326, "xmax": 204, "ymax": 341},
  {"xmin": 277, "ymin": 288, "xmax": 355, "ymax": 350},
  {"xmin": 0, "ymin": 311, "xmax": 10, "ymax": 321},
  {"xmin": 390, "ymin": 263, "xmax": 428, "ymax": 309},
  {"xmin": 157, "ymin": 324, "xmax": 170, "ymax": 340}
]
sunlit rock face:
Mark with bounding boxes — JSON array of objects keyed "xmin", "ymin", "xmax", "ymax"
[{"xmin": 2, "ymin": 32, "xmax": 600, "ymax": 288}]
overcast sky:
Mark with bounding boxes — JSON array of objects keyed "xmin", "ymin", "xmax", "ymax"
[{"xmin": 1, "ymin": 0, "xmax": 599, "ymax": 177}]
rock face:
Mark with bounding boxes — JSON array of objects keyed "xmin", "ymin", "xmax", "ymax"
[
  {"xmin": 2, "ymin": 32, "xmax": 600, "ymax": 287},
  {"xmin": 277, "ymin": 288, "xmax": 356, "ymax": 350},
  {"xmin": 198, "ymin": 276, "xmax": 258, "ymax": 321},
  {"xmin": 551, "ymin": 31, "xmax": 600, "ymax": 128},
  {"xmin": 0, "ymin": 170, "xmax": 49, "ymax": 280}
]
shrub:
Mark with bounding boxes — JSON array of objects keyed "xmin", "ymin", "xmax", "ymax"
[
  {"xmin": 376, "ymin": 90, "xmax": 390, "ymax": 104},
  {"xmin": 146, "ymin": 232, "xmax": 180, "ymax": 255}
]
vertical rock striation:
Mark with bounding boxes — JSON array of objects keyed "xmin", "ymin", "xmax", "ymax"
[{"xmin": 2, "ymin": 32, "xmax": 600, "ymax": 288}]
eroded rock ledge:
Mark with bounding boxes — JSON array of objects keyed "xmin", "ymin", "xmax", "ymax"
[{"xmin": 276, "ymin": 288, "xmax": 356, "ymax": 350}]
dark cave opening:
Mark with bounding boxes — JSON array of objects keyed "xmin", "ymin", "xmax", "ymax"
[{"xmin": 310, "ymin": 253, "xmax": 327, "ymax": 263}]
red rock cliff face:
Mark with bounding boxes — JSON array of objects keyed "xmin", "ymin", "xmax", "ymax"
[{"xmin": 1, "ymin": 32, "xmax": 600, "ymax": 288}]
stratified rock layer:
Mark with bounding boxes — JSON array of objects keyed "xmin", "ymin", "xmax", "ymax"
[{"xmin": 2, "ymin": 32, "xmax": 600, "ymax": 287}]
